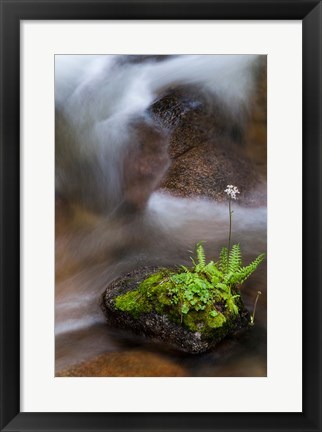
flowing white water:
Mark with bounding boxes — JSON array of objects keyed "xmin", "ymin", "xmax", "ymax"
[
  {"xmin": 56, "ymin": 55, "xmax": 257, "ymax": 116},
  {"xmin": 55, "ymin": 55, "xmax": 259, "ymax": 214}
]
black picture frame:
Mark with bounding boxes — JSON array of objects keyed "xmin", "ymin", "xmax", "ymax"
[{"xmin": 1, "ymin": 1, "xmax": 321, "ymax": 431}]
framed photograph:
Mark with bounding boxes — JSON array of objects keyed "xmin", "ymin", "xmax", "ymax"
[{"xmin": 1, "ymin": 1, "xmax": 321, "ymax": 431}]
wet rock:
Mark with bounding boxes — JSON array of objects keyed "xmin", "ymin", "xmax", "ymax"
[
  {"xmin": 120, "ymin": 118, "xmax": 170, "ymax": 214},
  {"xmin": 149, "ymin": 59, "xmax": 267, "ymax": 207},
  {"xmin": 101, "ymin": 266, "xmax": 250, "ymax": 354},
  {"xmin": 57, "ymin": 350, "xmax": 187, "ymax": 377}
]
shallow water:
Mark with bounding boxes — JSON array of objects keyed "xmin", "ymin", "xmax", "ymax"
[{"xmin": 55, "ymin": 194, "xmax": 267, "ymax": 376}]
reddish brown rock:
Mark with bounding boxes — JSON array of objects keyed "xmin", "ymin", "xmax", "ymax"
[{"xmin": 56, "ymin": 350, "xmax": 187, "ymax": 377}]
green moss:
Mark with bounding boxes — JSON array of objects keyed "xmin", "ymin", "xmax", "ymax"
[
  {"xmin": 139, "ymin": 272, "xmax": 165, "ymax": 292},
  {"xmin": 114, "ymin": 289, "xmax": 152, "ymax": 318},
  {"xmin": 206, "ymin": 310, "xmax": 226, "ymax": 328},
  {"xmin": 183, "ymin": 311, "xmax": 205, "ymax": 332},
  {"xmin": 114, "ymin": 270, "xmax": 174, "ymax": 317},
  {"xmin": 180, "ymin": 305, "xmax": 227, "ymax": 334},
  {"xmin": 114, "ymin": 264, "xmax": 247, "ymax": 336}
]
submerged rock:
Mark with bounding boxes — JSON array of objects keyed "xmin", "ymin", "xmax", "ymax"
[
  {"xmin": 101, "ymin": 266, "xmax": 250, "ymax": 354},
  {"xmin": 57, "ymin": 350, "xmax": 187, "ymax": 377}
]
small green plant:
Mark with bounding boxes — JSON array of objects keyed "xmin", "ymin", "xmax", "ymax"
[
  {"xmin": 250, "ymin": 291, "xmax": 262, "ymax": 325},
  {"xmin": 114, "ymin": 242, "xmax": 264, "ymax": 333},
  {"xmin": 173, "ymin": 242, "xmax": 264, "ymax": 317},
  {"xmin": 114, "ymin": 185, "xmax": 265, "ymax": 333}
]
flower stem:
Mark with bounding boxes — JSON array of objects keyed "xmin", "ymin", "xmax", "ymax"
[
  {"xmin": 228, "ymin": 198, "xmax": 232, "ymax": 255},
  {"xmin": 250, "ymin": 291, "xmax": 262, "ymax": 325}
]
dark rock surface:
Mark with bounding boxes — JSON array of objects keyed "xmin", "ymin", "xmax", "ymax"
[{"xmin": 101, "ymin": 266, "xmax": 250, "ymax": 354}]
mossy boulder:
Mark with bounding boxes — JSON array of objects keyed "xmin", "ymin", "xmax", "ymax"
[{"xmin": 101, "ymin": 266, "xmax": 250, "ymax": 354}]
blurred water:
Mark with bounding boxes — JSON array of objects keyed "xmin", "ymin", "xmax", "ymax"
[
  {"xmin": 55, "ymin": 55, "xmax": 259, "ymax": 215},
  {"xmin": 55, "ymin": 193, "xmax": 266, "ymax": 374}
]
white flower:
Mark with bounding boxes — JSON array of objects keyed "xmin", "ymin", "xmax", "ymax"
[{"xmin": 224, "ymin": 185, "xmax": 240, "ymax": 200}]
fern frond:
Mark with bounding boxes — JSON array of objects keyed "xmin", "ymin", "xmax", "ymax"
[
  {"xmin": 203, "ymin": 261, "xmax": 222, "ymax": 277},
  {"xmin": 226, "ymin": 296, "xmax": 239, "ymax": 315},
  {"xmin": 203, "ymin": 261, "xmax": 223, "ymax": 285},
  {"xmin": 219, "ymin": 247, "xmax": 229, "ymax": 274},
  {"xmin": 216, "ymin": 282, "xmax": 229, "ymax": 293},
  {"xmin": 228, "ymin": 244, "xmax": 242, "ymax": 273},
  {"xmin": 196, "ymin": 243, "xmax": 206, "ymax": 267},
  {"xmin": 181, "ymin": 265, "xmax": 191, "ymax": 274},
  {"xmin": 190, "ymin": 257, "xmax": 197, "ymax": 267},
  {"xmin": 230, "ymin": 253, "xmax": 265, "ymax": 285},
  {"xmin": 193, "ymin": 242, "xmax": 206, "ymax": 272}
]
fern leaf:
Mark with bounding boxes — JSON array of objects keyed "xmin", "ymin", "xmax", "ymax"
[
  {"xmin": 181, "ymin": 265, "xmax": 191, "ymax": 274},
  {"xmin": 219, "ymin": 247, "xmax": 229, "ymax": 274},
  {"xmin": 190, "ymin": 257, "xmax": 197, "ymax": 267},
  {"xmin": 195, "ymin": 242, "xmax": 206, "ymax": 271},
  {"xmin": 230, "ymin": 253, "xmax": 265, "ymax": 285},
  {"xmin": 204, "ymin": 262, "xmax": 223, "ymax": 278},
  {"xmin": 226, "ymin": 297, "xmax": 239, "ymax": 315},
  {"xmin": 216, "ymin": 282, "xmax": 229, "ymax": 293},
  {"xmin": 228, "ymin": 244, "xmax": 242, "ymax": 273}
]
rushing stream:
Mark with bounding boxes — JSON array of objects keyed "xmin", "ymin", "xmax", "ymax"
[{"xmin": 55, "ymin": 55, "xmax": 267, "ymax": 376}]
